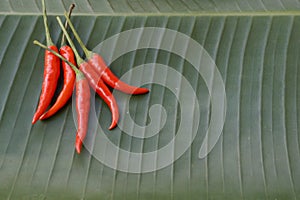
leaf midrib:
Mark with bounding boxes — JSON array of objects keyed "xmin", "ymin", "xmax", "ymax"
[{"xmin": 0, "ymin": 11, "xmax": 300, "ymax": 16}]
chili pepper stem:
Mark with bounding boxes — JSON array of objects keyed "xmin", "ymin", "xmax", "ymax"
[
  {"xmin": 63, "ymin": 12, "xmax": 93, "ymax": 59},
  {"xmin": 33, "ymin": 40, "xmax": 82, "ymax": 75},
  {"xmin": 56, "ymin": 16, "xmax": 85, "ymax": 66},
  {"xmin": 63, "ymin": 12, "xmax": 149, "ymax": 95},
  {"xmin": 42, "ymin": 0, "xmax": 53, "ymax": 46},
  {"xmin": 61, "ymin": 4, "xmax": 75, "ymax": 47}
]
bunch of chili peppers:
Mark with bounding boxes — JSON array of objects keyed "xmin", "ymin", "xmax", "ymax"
[{"xmin": 32, "ymin": 0, "xmax": 149, "ymax": 154}]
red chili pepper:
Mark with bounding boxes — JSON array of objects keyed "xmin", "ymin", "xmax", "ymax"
[
  {"xmin": 88, "ymin": 54, "xmax": 149, "ymax": 95},
  {"xmin": 32, "ymin": 0, "xmax": 60, "ymax": 124},
  {"xmin": 63, "ymin": 13, "xmax": 149, "ymax": 95},
  {"xmin": 40, "ymin": 4, "xmax": 76, "ymax": 120},
  {"xmin": 33, "ymin": 40, "xmax": 90, "ymax": 154},
  {"xmin": 74, "ymin": 73, "xmax": 90, "ymax": 154},
  {"xmin": 56, "ymin": 17, "xmax": 119, "ymax": 129},
  {"xmin": 79, "ymin": 62, "xmax": 119, "ymax": 130},
  {"xmin": 40, "ymin": 45, "xmax": 76, "ymax": 120}
]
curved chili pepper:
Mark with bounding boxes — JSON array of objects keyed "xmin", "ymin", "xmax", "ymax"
[
  {"xmin": 34, "ymin": 40, "xmax": 90, "ymax": 154},
  {"xmin": 88, "ymin": 53, "xmax": 149, "ymax": 95},
  {"xmin": 56, "ymin": 17, "xmax": 119, "ymax": 129},
  {"xmin": 40, "ymin": 45, "xmax": 76, "ymax": 120},
  {"xmin": 39, "ymin": 4, "xmax": 76, "ymax": 120},
  {"xmin": 63, "ymin": 13, "xmax": 149, "ymax": 95},
  {"xmin": 32, "ymin": 0, "xmax": 60, "ymax": 124},
  {"xmin": 79, "ymin": 62, "xmax": 119, "ymax": 130}
]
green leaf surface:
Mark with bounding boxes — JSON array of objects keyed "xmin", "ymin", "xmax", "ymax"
[
  {"xmin": 0, "ymin": 0, "xmax": 300, "ymax": 199},
  {"xmin": 1, "ymin": 0, "xmax": 300, "ymax": 14}
]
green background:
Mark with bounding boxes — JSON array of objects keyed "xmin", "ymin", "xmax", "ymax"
[{"xmin": 0, "ymin": 0, "xmax": 300, "ymax": 199}]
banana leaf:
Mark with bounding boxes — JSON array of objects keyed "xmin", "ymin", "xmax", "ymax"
[{"xmin": 0, "ymin": 0, "xmax": 299, "ymax": 199}]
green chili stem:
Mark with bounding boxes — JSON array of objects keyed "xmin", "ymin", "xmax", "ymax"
[
  {"xmin": 56, "ymin": 16, "xmax": 84, "ymax": 65},
  {"xmin": 33, "ymin": 40, "xmax": 81, "ymax": 75},
  {"xmin": 63, "ymin": 12, "xmax": 93, "ymax": 59},
  {"xmin": 42, "ymin": 0, "xmax": 53, "ymax": 46},
  {"xmin": 61, "ymin": 4, "xmax": 75, "ymax": 47}
]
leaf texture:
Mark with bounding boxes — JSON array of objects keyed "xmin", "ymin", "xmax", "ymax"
[
  {"xmin": 0, "ymin": 1, "xmax": 300, "ymax": 199},
  {"xmin": 0, "ymin": 0, "xmax": 300, "ymax": 14}
]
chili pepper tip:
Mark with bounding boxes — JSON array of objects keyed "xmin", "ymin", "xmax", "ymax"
[
  {"xmin": 108, "ymin": 121, "xmax": 117, "ymax": 130},
  {"xmin": 134, "ymin": 88, "xmax": 150, "ymax": 95},
  {"xmin": 32, "ymin": 117, "xmax": 38, "ymax": 124},
  {"xmin": 75, "ymin": 135, "xmax": 82, "ymax": 154}
]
